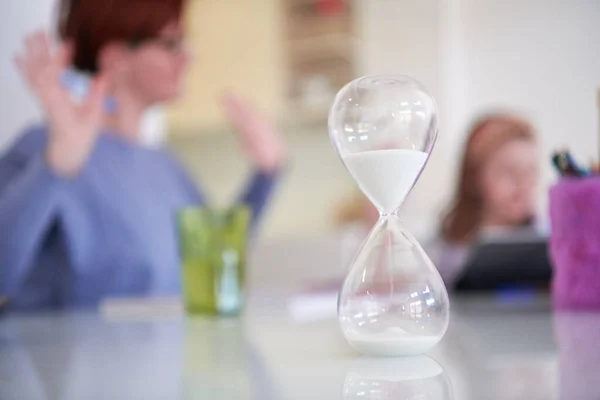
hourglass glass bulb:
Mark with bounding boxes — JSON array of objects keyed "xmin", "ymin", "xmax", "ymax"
[{"xmin": 329, "ymin": 75, "xmax": 449, "ymax": 357}]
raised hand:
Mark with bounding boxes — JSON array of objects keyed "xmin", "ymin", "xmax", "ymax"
[
  {"xmin": 220, "ymin": 92, "xmax": 287, "ymax": 173},
  {"xmin": 14, "ymin": 32, "xmax": 109, "ymax": 177}
]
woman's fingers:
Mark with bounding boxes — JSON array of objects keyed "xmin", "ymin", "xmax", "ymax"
[
  {"xmin": 38, "ymin": 32, "xmax": 52, "ymax": 66},
  {"xmin": 14, "ymin": 49, "xmax": 39, "ymax": 90},
  {"xmin": 14, "ymin": 53, "xmax": 30, "ymax": 80},
  {"xmin": 221, "ymin": 91, "xmax": 252, "ymax": 125},
  {"xmin": 19, "ymin": 32, "xmax": 67, "ymax": 79},
  {"xmin": 25, "ymin": 33, "xmax": 43, "ymax": 65},
  {"xmin": 17, "ymin": 33, "xmax": 47, "ymax": 86},
  {"xmin": 58, "ymin": 41, "xmax": 74, "ymax": 70},
  {"xmin": 15, "ymin": 32, "xmax": 76, "ymax": 108},
  {"xmin": 82, "ymin": 73, "xmax": 109, "ymax": 120}
]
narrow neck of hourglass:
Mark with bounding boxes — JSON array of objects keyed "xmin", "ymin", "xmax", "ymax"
[
  {"xmin": 376, "ymin": 210, "xmax": 419, "ymax": 247},
  {"xmin": 378, "ymin": 209, "xmax": 401, "ymax": 220}
]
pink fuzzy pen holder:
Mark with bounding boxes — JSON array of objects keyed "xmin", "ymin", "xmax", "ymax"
[{"xmin": 549, "ymin": 152, "xmax": 600, "ymax": 309}]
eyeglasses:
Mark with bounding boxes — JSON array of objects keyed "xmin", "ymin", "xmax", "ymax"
[{"xmin": 129, "ymin": 36, "xmax": 188, "ymax": 54}]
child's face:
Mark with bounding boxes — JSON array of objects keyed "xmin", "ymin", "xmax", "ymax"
[{"xmin": 480, "ymin": 139, "xmax": 539, "ymax": 225}]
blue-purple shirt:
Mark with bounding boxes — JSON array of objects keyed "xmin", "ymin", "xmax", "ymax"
[{"xmin": 0, "ymin": 126, "xmax": 278, "ymax": 310}]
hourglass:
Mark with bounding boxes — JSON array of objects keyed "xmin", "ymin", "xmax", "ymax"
[{"xmin": 329, "ymin": 75, "xmax": 449, "ymax": 356}]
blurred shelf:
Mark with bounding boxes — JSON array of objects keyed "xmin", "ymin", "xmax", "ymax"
[
  {"xmin": 287, "ymin": 8, "xmax": 352, "ymax": 40},
  {"xmin": 167, "ymin": 0, "xmax": 357, "ymax": 136},
  {"xmin": 166, "ymin": 0, "xmax": 283, "ymax": 136},
  {"xmin": 283, "ymin": 99, "xmax": 330, "ymax": 125},
  {"xmin": 289, "ymin": 34, "xmax": 354, "ymax": 62},
  {"xmin": 284, "ymin": 0, "xmax": 356, "ymax": 126}
]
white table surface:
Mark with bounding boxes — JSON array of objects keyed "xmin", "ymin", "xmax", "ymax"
[{"xmin": 1, "ymin": 292, "xmax": 599, "ymax": 400}]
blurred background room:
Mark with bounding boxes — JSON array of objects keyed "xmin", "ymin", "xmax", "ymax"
[
  {"xmin": 1, "ymin": 1, "xmax": 600, "ymax": 399},
  {"xmin": 2, "ymin": 0, "xmax": 599, "ymax": 242}
]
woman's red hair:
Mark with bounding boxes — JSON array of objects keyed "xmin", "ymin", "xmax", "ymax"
[
  {"xmin": 441, "ymin": 113, "xmax": 536, "ymax": 243},
  {"xmin": 58, "ymin": 0, "xmax": 186, "ymax": 73}
]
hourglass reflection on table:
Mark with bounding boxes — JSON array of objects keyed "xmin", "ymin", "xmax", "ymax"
[
  {"xmin": 344, "ymin": 356, "xmax": 453, "ymax": 399},
  {"xmin": 329, "ymin": 75, "xmax": 449, "ymax": 356}
]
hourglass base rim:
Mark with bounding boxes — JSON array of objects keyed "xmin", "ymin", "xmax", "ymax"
[{"xmin": 343, "ymin": 334, "xmax": 443, "ymax": 357}]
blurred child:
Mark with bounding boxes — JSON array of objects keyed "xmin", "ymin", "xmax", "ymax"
[{"xmin": 429, "ymin": 113, "xmax": 541, "ymax": 287}]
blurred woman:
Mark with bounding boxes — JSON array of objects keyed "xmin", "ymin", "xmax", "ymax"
[
  {"xmin": 0, "ymin": 0, "xmax": 286, "ymax": 310},
  {"xmin": 429, "ymin": 113, "xmax": 540, "ymax": 287}
]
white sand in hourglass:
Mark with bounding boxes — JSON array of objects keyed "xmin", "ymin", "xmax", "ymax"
[
  {"xmin": 346, "ymin": 328, "xmax": 443, "ymax": 357},
  {"xmin": 343, "ymin": 149, "xmax": 428, "ymax": 214}
]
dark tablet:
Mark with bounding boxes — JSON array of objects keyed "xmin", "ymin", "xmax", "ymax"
[{"xmin": 455, "ymin": 235, "xmax": 552, "ymax": 291}]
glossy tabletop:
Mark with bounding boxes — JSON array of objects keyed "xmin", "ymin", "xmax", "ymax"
[{"xmin": 1, "ymin": 292, "xmax": 599, "ymax": 400}]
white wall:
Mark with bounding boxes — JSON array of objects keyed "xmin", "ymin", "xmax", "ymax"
[
  {"xmin": 0, "ymin": 0, "xmax": 55, "ymax": 153},
  {"xmin": 445, "ymin": 0, "xmax": 600, "ymax": 218}
]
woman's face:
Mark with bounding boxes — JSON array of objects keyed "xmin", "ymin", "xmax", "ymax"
[
  {"xmin": 479, "ymin": 139, "xmax": 539, "ymax": 225},
  {"xmin": 119, "ymin": 21, "xmax": 191, "ymax": 104}
]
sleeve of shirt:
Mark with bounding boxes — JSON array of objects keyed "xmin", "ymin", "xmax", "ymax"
[
  {"xmin": 0, "ymin": 127, "xmax": 63, "ymax": 296},
  {"xmin": 162, "ymin": 150, "xmax": 206, "ymax": 206},
  {"xmin": 163, "ymin": 149, "xmax": 282, "ymax": 228},
  {"xmin": 236, "ymin": 168, "xmax": 281, "ymax": 228}
]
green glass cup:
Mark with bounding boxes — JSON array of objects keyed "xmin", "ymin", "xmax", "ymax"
[{"xmin": 178, "ymin": 206, "xmax": 251, "ymax": 316}]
